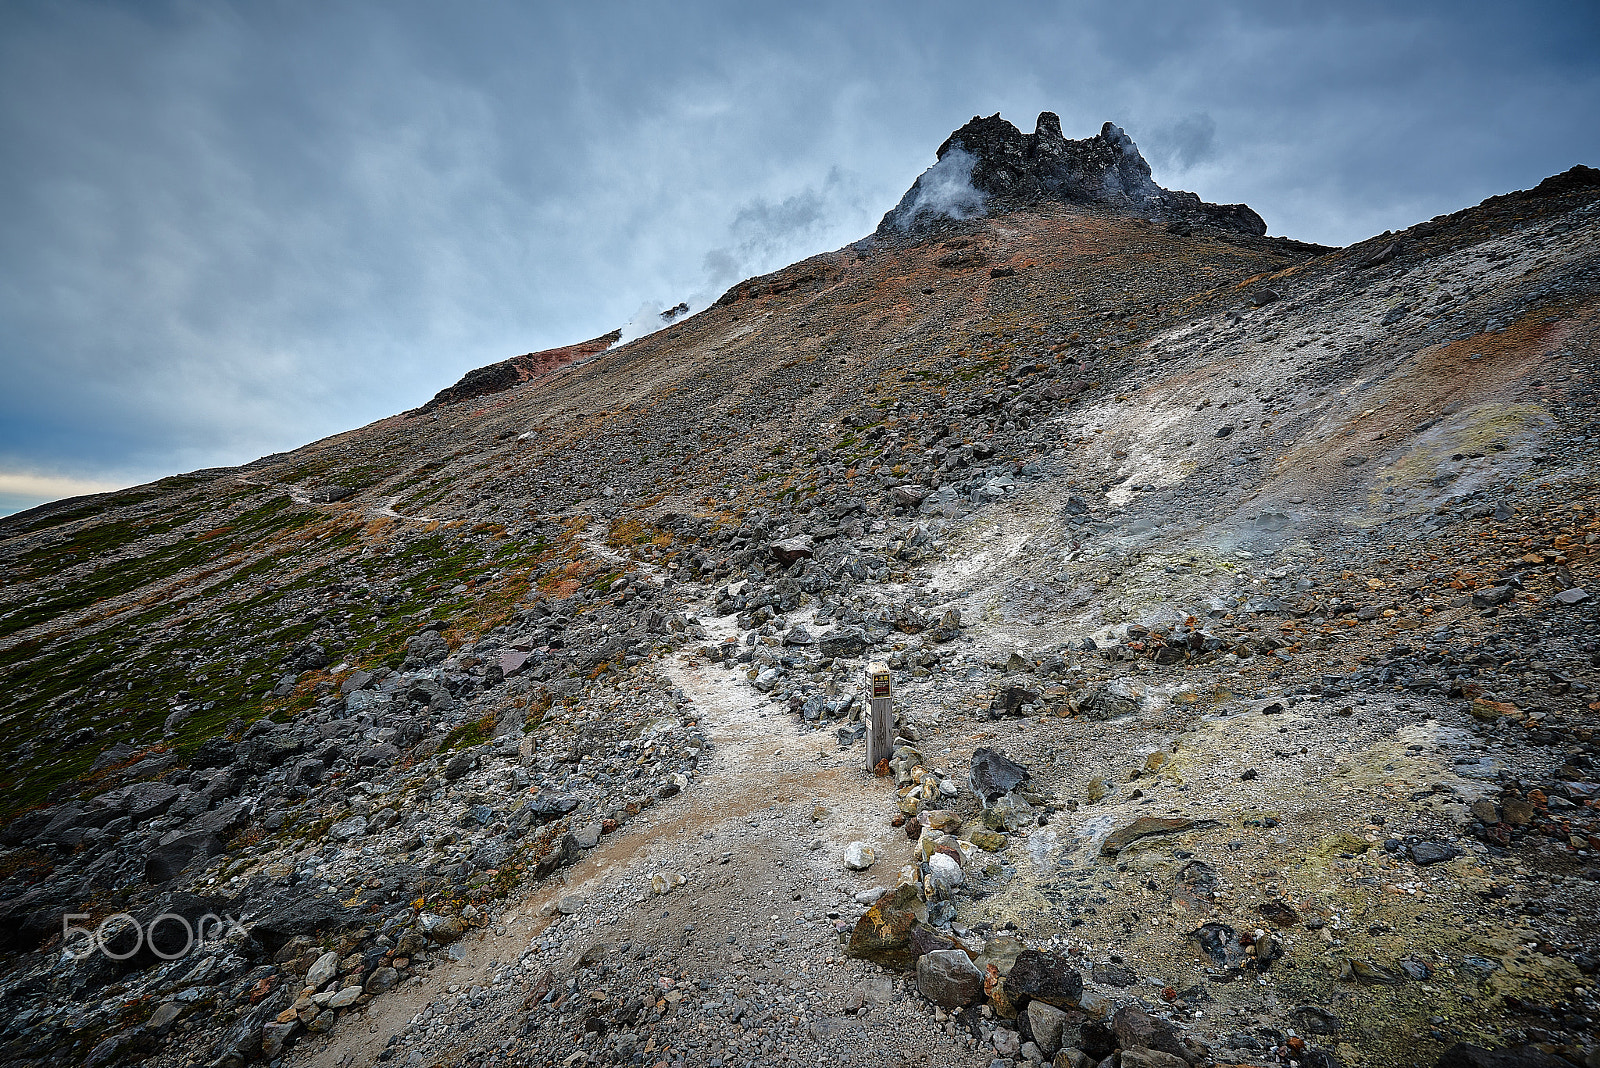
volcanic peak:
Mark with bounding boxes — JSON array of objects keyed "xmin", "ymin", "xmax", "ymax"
[{"xmin": 877, "ymin": 110, "xmax": 1267, "ymax": 237}]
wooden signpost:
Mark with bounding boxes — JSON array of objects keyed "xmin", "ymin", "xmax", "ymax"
[{"xmin": 864, "ymin": 662, "xmax": 893, "ymax": 771}]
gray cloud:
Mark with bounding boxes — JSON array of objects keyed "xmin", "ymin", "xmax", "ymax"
[
  {"xmin": 702, "ymin": 168, "xmax": 874, "ymax": 290},
  {"xmin": 1145, "ymin": 113, "xmax": 1218, "ymax": 172},
  {"xmin": 0, "ymin": 0, "xmax": 1595, "ymax": 512}
]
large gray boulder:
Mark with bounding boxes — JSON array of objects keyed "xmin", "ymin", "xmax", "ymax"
[
  {"xmin": 970, "ymin": 747, "xmax": 1030, "ymax": 802},
  {"xmin": 1027, "ymin": 1000, "xmax": 1072, "ymax": 1055},
  {"xmin": 816, "ymin": 627, "xmax": 870, "ymax": 659},
  {"xmin": 916, "ymin": 949, "xmax": 984, "ymax": 1007}
]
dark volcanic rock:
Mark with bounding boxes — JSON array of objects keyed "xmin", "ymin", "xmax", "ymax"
[
  {"xmin": 1004, "ymin": 949, "xmax": 1084, "ymax": 1009},
  {"xmin": 421, "ymin": 330, "xmax": 621, "ymax": 411},
  {"xmin": 0, "ymin": 887, "xmax": 72, "ymax": 952},
  {"xmin": 816, "ymin": 626, "xmax": 870, "ymax": 659},
  {"xmin": 1436, "ymin": 1045, "xmax": 1572, "ymax": 1068},
  {"xmin": 145, "ymin": 831, "xmax": 225, "ymax": 884},
  {"xmin": 969, "ymin": 747, "xmax": 1030, "ymax": 802},
  {"xmin": 878, "ymin": 111, "xmax": 1267, "ymax": 236}
]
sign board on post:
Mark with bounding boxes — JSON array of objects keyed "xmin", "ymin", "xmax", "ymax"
[{"xmin": 864, "ymin": 662, "xmax": 893, "ymax": 771}]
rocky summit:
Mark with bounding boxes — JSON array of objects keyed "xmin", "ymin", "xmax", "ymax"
[
  {"xmin": 0, "ymin": 115, "xmax": 1597, "ymax": 1068},
  {"xmin": 877, "ymin": 112, "xmax": 1270, "ymax": 237}
]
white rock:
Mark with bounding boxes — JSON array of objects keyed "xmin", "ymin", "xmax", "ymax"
[
  {"xmin": 327, "ymin": 985, "xmax": 362, "ymax": 1008},
  {"xmin": 927, "ymin": 852, "xmax": 964, "ymax": 889},
  {"xmin": 305, "ymin": 951, "xmax": 339, "ymax": 990},
  {"xmin": 650, "ymin": 871, "xmax": 685, "ymax": 895},
  {"xmin": 843, "ymin": 842, "xmax": 876, "ymax": 871}
]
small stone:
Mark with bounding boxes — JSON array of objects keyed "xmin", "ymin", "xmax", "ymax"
[
  {"xmin": 1407, "ymin": 841, "xmax": 1458, "ymax": 866},
  {"xmin": 1436, "ymin": 1043, "xmax": 1571, "ymax": 1068},
  {"xmin": 844, "ymin": 842, "xmax": 876, "ymax": 871},
  {"xmin": 1471, "ymin": 585, "xmax": 1515, "ymax": 608},
  {"xmin": 926, "ymin": 852, "xmax": 963, "ymax": 891},
  {"xmin": 891, "ymin": 485, "xmax": 931, "ymax": 507},
  {"xmin": 365, "ymin": 967, "xmax": 400, "ymax": 994},
  {"xmin": 1341, "ymin": 958, "xmax": 1403, "ymax": 984},
  {"xmin": 328, "ymin": 815, "xmax": 368, "ymax": 841},
  {"xmin": 970, "ymin": 830, "xmax": 1009, "ymax": 852},
  {"xmin": 418, "ymin": 914, "xmax": 466, "ymax": 943},
  {"xmin": 970, "ymin": 747, "xmax": 1030, "ymax": 802},
  {"xmin": 1120, "ymin": 1050, "xmax": 1189, "ymax": 1068},
  {"xmin": 147, "ymin": 1002, "xmax": 184, "ymax": 1030},
  {"xmin": 650, "ymin": 871, "xmax": 686, "ymax": 894},
  {"xmin": 443, "ymin": 750, "xmax": 476, "ymax": 781},
  {"xmin": 769, "ymin": 535, "xmax": 815, "ymax": 564},
  {"xmin": 260, "ymin": 1021, "xmax": 298, "ymax": 1059},
  {"xmin": 1470, "ymin": 800, "xmax": 1500, "ymax": 825}
]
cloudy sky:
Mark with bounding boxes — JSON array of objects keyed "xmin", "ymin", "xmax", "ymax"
[{"xmin": 1, "ymin": 1, "xmax": 1596, "ymax": 515}]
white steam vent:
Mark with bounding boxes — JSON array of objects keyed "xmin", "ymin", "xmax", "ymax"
[
  {"xmin": 615, "ymin": 299, "xmax": 701, "ymax": 346},
  {"xmin": 896, "ymin": 145, "xmax": 986, "ymax": 230}
]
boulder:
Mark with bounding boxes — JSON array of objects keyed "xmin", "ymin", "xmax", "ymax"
[
  {"xmin": 817, "ymin": 627, "xmax": 870, "ymax": 659},
  {"xmin": 1099, "ymin": 816, "xmax": 1218, "ymax": 857},
  {"xmin": 1005, "ymin": 949, "xmax": 1083, "ymax": 1009},
  {"xmin": 1436, "ymin": 1045, "xmax": 1572, "ymax": 1068},
  {"xmin": 769, "ymin": 535, "xmax": 815, "ymax": 565},
  {"xmin": 144, "ymin": 831, "xmax": 224, "ymax": 884},
  {"xmin": 917, "ymin": 949, "xmax": 984, "ymax": 1007},
  {"xmin": 846, "ymin": 884, "xmax": 925, "ymax": 969},
  {"xmin": 1027, "ymin": 999, "xmax": 1072, "ymax": 1054},
  {"xmin": 1076, "ymin": 678, "xmax": 1144, "ymax": 719},
  {"xmin": 970, "ymin": 747, "xmax": 1030, "ymax": 802}
]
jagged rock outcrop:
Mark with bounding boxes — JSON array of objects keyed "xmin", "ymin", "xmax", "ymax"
[
  {"xmin": 877, "ymin": 111, "xmax": 1267, "ymax": 237},
  {"xmin": 418, "ymin": 329, "xmax": 620, "ymax": 412}
]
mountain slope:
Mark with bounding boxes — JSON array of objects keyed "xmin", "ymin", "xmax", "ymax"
[{"xmin": 0, "ymin": 122, "xmax": 1597, "ymax": 1068}]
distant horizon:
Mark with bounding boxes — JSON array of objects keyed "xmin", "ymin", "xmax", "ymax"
[{"xmin": 3, "ymin": 0, "xmax": 1596, "ymax": 515}]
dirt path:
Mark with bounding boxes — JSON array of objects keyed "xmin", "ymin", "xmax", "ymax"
[
  {"xmin": 291, "ymin": 538, "xmax": 916, "ymax": 1068},
  {"xmin": 370, "ymin": 495, "xmax": 445, "ymax": 524}
]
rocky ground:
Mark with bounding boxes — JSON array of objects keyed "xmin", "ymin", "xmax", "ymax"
[{"xmin": 0, "ymin": 119, "xmax": 1597, "ymax": 1068}]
